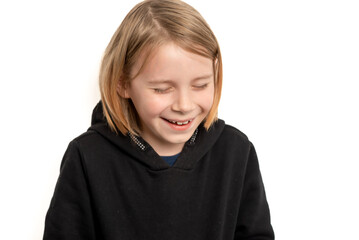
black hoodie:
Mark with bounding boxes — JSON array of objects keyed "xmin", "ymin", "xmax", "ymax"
[{"xmin": 43, "ymin": 102, "xmax": 274, "ymax": 240}]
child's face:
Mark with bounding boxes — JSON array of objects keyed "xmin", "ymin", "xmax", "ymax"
[{"xmin": 124, "ymin": 42, "xmax": 214, "ymax": 156}]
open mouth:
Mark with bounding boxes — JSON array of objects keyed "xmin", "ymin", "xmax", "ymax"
[{"xmin": 163, "ymin": 118, "xmax": 193, "ymax": 126}]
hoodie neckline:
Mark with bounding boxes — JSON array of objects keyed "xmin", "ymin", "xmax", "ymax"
[{"xmin": 88, "ymin": 101, "xmax": 225, "ymax": 171}]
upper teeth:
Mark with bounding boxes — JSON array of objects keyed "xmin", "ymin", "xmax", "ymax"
[{"xmin": 170, "ymin": 120, "xmax": 190, "ymax": 125}]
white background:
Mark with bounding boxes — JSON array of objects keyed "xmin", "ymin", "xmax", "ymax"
[{"xmin": 1, "ymin": 0, "xmax": 358, "ymax": 239}]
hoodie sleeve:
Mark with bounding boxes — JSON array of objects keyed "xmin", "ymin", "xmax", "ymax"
[
  {"xmin": 234, "ymin": 142, "xmax": 275, "ymax": 240},
  {"xmin": 43, "ymin": 140, "xmax": 97, "ymax": 240}
]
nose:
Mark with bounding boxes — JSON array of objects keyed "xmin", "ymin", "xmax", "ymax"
[{"xmin": 171, "ymin": 89, "xmax": 195, "ymax": 113}]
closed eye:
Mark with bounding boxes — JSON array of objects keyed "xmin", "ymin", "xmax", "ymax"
[
  {"xmin": 193, "ymin": 83, "xmax": 209, "ymax": 90},
  {"xmin": 153, "ymin": 88, "xmax": 172, "ymax": 94}
]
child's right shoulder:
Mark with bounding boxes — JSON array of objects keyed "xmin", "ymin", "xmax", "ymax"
[
  {"xmin": 67, "ymin": 129, "xmax": 111, "ymax": 152},
  {"xmin": 73, "ymin": 129, "xmax": 99, "ymax": 142},
  {"xmin": 69, "ymin": 129, "xmax": 99, "ymax": 143}
]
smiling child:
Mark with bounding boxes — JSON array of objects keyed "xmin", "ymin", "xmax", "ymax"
[{"xmin": 43, "ymin": 0, "xmax": 274, "ymax": 239}]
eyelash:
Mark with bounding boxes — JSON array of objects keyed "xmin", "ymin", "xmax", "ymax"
[
  {"xmin": 153, "ymin": 88, "xmax": 171, "ymax": 94},
  {"xmin": 153, "ymin": 84, "xmax": 208, "ymax": 94},
  {"xmin": 193, "ymin": 83, "xmax": 208, "ymax": 90}
]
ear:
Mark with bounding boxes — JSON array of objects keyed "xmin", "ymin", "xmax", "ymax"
[
  {"xmin": 117, "ymin": 78, "xmax": 130, "ymax": 98},
  {"xmin": 214, "ymin": 57, "xmax": 219, "ymax": 67}
]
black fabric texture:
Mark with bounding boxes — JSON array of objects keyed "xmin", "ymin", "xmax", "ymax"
[{"xmin": 43, "ymin": 101, "xmax": 274, "ymax": 240}]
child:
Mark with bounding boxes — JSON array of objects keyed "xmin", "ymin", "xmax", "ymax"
[{"xmin": 43, "ymin": 0, "xmax": 274, "ymax": 239}]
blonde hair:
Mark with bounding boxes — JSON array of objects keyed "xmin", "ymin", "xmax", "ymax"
[{"xmin": 99, "ymin": 0, "xmax": 223, "ymax": 135}]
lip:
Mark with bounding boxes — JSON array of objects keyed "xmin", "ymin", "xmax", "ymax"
[{"xmin": 162, "ymin": 117, "xmax": 194, "ymax": 131}]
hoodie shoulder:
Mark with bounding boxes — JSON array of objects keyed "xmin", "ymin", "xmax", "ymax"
[
  {"xmin": 221, "ymin": 124, "xmax": 250, "ymax": 145},
  {"xmin": 73, "ymin": 129, "xmax": 99, "ymax": 143},
  {"xmin": 66, "ymin": 130, "xmax": 104, "ymax": 154}
]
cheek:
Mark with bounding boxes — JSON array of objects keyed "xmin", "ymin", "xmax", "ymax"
[
  {"xmin": 205, "ymin": 95, "xmax": 215, "ymax": 112},
  {"xmin": 201, "ymin": 87, "xmax": 215, "ymax": 112},
  {"xmin": 135, "ymin": 94, "xmax": 169, "ymax": 117}
]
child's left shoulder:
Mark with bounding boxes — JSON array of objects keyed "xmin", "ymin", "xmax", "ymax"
[{"xmin": 219, "ymin": 121, "xmax": 251, "ymax": 146}]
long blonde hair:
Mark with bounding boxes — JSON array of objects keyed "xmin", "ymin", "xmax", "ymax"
[{"xmin": 99, "ymin": 0, "xmax": 222, "ymax": 135}]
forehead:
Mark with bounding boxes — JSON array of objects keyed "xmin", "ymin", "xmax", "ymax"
[{"xmin": 130, "ymin": 42, "xmax": 214, "ymax": 81}]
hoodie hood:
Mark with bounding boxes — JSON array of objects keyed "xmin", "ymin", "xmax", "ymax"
[{"xmin": 88, "ymin": 101, "xmax": 225, "ymax": 171}]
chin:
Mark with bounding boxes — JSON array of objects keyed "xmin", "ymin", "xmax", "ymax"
[{"xmin": 168, "ymin": 132, "xmax": 194, "ymax": 144}]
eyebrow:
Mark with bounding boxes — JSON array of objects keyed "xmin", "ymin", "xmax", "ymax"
[{"xmin": 148, "ymin": 74, "xmax": 213, "ymax": 84}]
